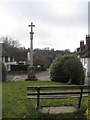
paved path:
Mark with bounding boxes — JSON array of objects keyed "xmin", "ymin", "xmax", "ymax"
[
  {"xmin": 40, "ymin": 106, "xmax": 77, "ymax": 114},
  {"xmin": 7, "ymin": 70, "xmax": 50, "ymax": 81},
  {"xmin": 36, "ymin": 70, "xmax": 50, "ymax": 81}
]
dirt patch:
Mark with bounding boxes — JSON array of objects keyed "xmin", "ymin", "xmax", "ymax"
[{"xmin": 40, "ymin": 106, "xmax": 77, "ymax": 114}]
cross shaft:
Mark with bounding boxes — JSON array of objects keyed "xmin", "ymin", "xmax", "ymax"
[{"xmin": 28, "ymin": 22, "xmax": 35, "ymax": 66}]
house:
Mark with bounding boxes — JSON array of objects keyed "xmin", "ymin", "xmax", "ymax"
[
  {"xmin": 0, "ymin": 43, "xmax": 16, "ymax": 71},
  {"xmin": 13, "ymin": 49, "xmax": 29, "ymax": 65},
  {"xmin": 0, "ymin": 43, "xmax": 30, "ymax": 71},
  {"xmin": 77, "ymin": 34, "xmax": 90, "ymax": 85}
]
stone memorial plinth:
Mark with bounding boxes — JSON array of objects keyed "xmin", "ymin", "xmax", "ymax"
[{"xmin": 26, "ymin": 66, "xmax": 37, "ymax": 81}]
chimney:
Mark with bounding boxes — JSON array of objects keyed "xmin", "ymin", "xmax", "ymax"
[
  {"xmin": 86, "ymin": 34, "xmax": 90, "ymax": 50},
  {"xmin": 80, "ymin": 40, "xmax": 84, "ymax": 47}
]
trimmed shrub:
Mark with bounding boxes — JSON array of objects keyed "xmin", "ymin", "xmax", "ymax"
[
  {"xmin": 50, "ymin": 55, "xmax": 66, "ymax": 82},
  {"xmin": 62, "ymin": 57, "xmax": 85, "ymax": 84},
  {"xmin": 11, "ymin": 65, "xmax": 29, "ymax": 71},
  {"xmin": 11, "ymin": 65, "xmax": 46, "ymax": 72},
  {"xmin": 50, "ymin": 54, "xmax": 85, "ymax": 85}
]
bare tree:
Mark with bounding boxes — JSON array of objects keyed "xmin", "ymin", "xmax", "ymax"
[{"xmin": 0, "ymin": 36, "xmax": 20, "ymax": 48}]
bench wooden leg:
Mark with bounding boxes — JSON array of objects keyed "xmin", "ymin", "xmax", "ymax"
[
  {"xmin": 78, "ymin": 86, "xmax": 83, "ymax": 108},
  {"xmin": 37, "ymin": 87, "xmax": 40, "ymax": 109}
]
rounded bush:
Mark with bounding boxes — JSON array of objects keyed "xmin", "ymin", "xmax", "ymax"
[
  {"xmin": 50, "ymin": 55, "xmax": 66, "ymax": 82},
  {"xmin": 50, "ymin": 54, "xmax": 85, "ymax": 85}
]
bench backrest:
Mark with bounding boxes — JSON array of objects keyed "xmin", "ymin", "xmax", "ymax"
[
  {"xmin": 27, "ymin": 85, "xmax": 90, "ymax": 109},
  {"xmin": 27, "ymin": 85, "xmax": 90, "ymax": 90}
]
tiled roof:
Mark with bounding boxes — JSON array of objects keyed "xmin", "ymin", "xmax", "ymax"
[
  {"xmin": 77, "ymin": 35, "xmax": 90, "ymax": 58},
  {"xmin": 14, "ymin": 51, "xmax": 27, "ymax": 61},
  {"xmin": 1, "ymin": 43, "xmax": 28, "ymax": 61}
]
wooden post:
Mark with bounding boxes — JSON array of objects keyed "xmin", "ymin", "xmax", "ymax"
[
  {"xmin": 37, "ymin": 87, "xmax": 40, "ymax": 109},
  {"xmin": 78, "ymin": 85, "xmax": 83, "ymax": 108}
]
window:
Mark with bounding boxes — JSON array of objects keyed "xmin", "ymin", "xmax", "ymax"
[{"xmin": 5, "ymin": 56, "xmax": 8, "ymax": 62}]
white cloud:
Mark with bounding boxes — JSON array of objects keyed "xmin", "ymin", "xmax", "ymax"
[
  {"xmin": 0, "ymin": 1, "xmax": 88, "ymax": 51},
  {"xmin": 1, "ymin": 0, "xmax": 89, "ymax": 2}
]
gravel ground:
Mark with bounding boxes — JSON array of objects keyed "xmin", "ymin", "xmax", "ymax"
[{"xmin": 7, "ymin": 70, "xmax": 50, "ymax": 81}]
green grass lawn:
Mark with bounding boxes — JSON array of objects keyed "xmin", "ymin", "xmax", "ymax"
[{"xmin": 2, "ymin": 81, "xmax": 89, "ymax": 120}]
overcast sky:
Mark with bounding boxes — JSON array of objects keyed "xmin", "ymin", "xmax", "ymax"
[{"xmin": 0, "ymin": 0, "xmax": 89, "ymax": 51}]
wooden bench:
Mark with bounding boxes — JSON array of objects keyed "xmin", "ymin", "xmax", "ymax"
[{"xmin": 27, "ymin": 85, "xmax": 90, "ymax": 109}]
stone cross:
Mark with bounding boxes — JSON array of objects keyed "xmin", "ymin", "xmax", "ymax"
[{"xmin": 28, "ymin": 22, "xmax": 35, "ymax": 67}]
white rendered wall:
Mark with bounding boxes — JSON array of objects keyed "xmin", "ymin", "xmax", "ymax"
[
  {"xmin": 12, "ymin": 58, "xmax": 14, "ymax": 62},
  {"xmin": 7, "ymin": 65, "xmax": 10, "ymax": 71},
  {"xmin": 86, "ymin": 58, "xmax": 90, "ymax": 76},
  {"xmin": 27, "ymin": 52, "xmax": 30, "ymax": 61},
  {"xmin": 3, "ymin": 57, "xmax": 5, "ymax": 63},
  {"xmin": 86, "ymin": 58, "xmax": 90, "ymax": 85},
  {"xmin": 8, "ymin": 57, "xmax": 10, "ymax": 62}
]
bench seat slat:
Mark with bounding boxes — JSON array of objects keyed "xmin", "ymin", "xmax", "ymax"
[
  {"xmin": 27, "ymin": 91, "xmax": 90, "ymax": 96},
  {"xmin": 27, "ymin": 94, "xmax": 88, "ymax": 99},
  {"xmin": 27, "ymin": 92, "xmax": 81, "ymax": 96}
]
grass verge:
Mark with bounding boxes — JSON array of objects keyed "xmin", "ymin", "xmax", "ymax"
[{"xmin": 2, "ymin": 81, "xmax": 88, "ymax": 120}]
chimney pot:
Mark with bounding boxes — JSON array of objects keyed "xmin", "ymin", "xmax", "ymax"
[{"xmin": 80, "ymin": 40, "xmax": 84, "ymax": 47}]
